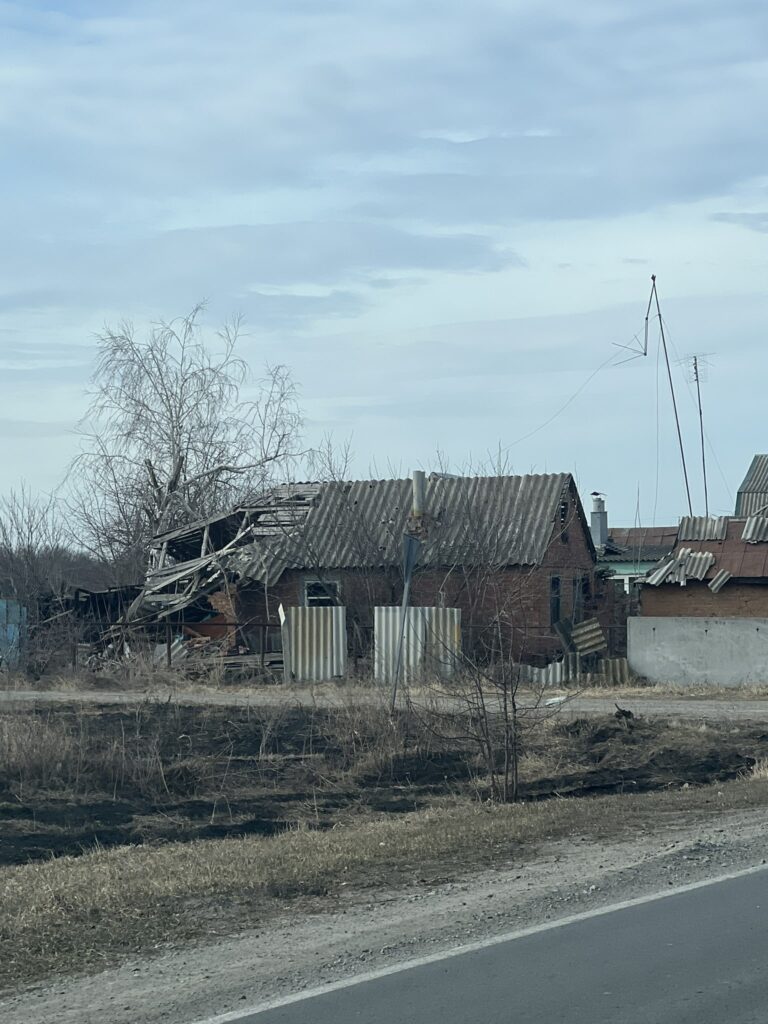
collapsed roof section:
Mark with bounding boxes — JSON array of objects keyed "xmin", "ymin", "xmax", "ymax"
[{"xmin": 131, "ymin": 484, "xmax": 321, "ymax": 624}]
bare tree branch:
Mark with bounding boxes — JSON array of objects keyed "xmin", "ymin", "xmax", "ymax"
[{"xmin": 65, "ymin": 306, "xmax": 304, "ymax": 577}]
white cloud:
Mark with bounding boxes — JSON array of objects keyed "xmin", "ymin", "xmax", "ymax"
[{"xmin": 0, "ymin": 0, "xmax": 767, "ymax": 522}]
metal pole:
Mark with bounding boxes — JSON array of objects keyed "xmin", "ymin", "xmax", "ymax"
[
  {"xmin": 651, "ymin": 276, "xmax": 693, "ymax": 517},
  {"xmin": 693, "ymin": 356, "xmax": 709, "ymax": 517},
  {"xmin": 390, "ymin": 577, "xmax": 411, "ymax": 714}
]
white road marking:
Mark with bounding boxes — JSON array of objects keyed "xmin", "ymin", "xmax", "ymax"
[{"xmin": 189, "ymin": 862, "xmax": 768, "ymax": 1023}]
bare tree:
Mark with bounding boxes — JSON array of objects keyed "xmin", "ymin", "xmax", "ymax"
[{"xmin": 66, "ymin": 305, "xmax": 303, "ymax": 578}]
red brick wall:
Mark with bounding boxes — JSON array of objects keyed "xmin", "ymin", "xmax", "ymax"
[{"xmin": 640, "ymin": 582, "xmax": 768, "ymax": 618}]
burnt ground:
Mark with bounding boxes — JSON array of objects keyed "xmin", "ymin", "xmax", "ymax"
[{"xmin": 0, "ymin": 701, "xmax": 764, "ymax": 865}]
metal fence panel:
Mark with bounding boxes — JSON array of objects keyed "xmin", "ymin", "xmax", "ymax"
[
  {"xmin": 279, "ymin": 605, "xmax": 346, "ymax": 683},
  {"xmin": 0, "ymin": 599, "xmax": 26, "ymax": 669},
  {"xmin": 374, "ymin": 606, "xmax": 461, "ymax": 683}
]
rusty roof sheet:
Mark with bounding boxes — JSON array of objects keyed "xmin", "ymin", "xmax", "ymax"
[{"xmin": 678, "ymin": 516, "xmax": 728, "ymax": 541}]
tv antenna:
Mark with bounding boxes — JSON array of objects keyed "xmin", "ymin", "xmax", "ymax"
[{"xmin": 682, "ymin": 354, "xmax": 712, "ymax": 517}]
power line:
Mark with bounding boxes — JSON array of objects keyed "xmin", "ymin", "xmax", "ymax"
[{"xmin": 502, "ymin": 349, "xmax": 621, "ymax": 451}]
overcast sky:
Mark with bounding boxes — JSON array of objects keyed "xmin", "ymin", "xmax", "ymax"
[{"xmin": 2, "ymin": 0, "xmax": 767, "ymax": 525}]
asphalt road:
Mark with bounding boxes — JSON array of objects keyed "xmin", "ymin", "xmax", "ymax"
[
  {"xmin": 221, "ymin": 868, "xmax": 768, "ymax": 1024},
  {"xmin": 3, "ymin": 687, "xmax": 768, "ymax": 720}
]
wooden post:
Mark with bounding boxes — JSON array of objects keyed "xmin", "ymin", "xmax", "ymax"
[{"xmin": 165, "ymin": 621, "xmax": 172, "ymax": 668}]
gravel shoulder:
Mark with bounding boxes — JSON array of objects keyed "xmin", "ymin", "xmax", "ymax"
[{"xmin": 4, "ymin": 803, "xmax": 768, "ymax": 1024}]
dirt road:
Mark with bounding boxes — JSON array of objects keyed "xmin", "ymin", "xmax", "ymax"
[{"xmin": 3, "ymin": 686, "xmax": 768, "ymax": 720}]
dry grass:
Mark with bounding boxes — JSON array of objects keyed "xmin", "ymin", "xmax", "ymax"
[
  {"xmin": 4, "ymin": 778, "xmax": 768, "ymax": 991},
  {"xmin": 2, "ymin": 697, "xmax": 768, "ymax": 991}
]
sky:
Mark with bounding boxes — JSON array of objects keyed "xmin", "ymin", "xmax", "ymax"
[{"xmin": 1, "ymin": 0, "xmax": 768, "ymax": 526}]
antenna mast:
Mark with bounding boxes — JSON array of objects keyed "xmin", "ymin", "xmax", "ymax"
[
  {"xmin": 691, "ymin": 355, "xmax": 710, "ymax": 517},
  {"xmin": 649, "ymin": 275, "xmax": 693, "ymax": 517}
]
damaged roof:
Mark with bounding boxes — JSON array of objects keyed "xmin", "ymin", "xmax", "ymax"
[
  {"xmin": 143, "ymin": 473, "xmax": 585, "ymax": 607},
  {"xmin": 646, "ymin": 517, "xmax": 768, "ymax": 588},
  {"xmin": 129, "ymin": 473, "xmax": 586, "ymax": 625}
]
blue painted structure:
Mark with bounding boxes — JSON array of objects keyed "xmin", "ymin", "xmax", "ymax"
[{"xmin": 0, "ymin": 599, "xmax": 27, "ymax": 668}]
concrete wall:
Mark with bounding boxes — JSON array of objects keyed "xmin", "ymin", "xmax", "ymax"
[{"xmin": 628, "ymin": 616, "xmax": 768, "ymax": 686}]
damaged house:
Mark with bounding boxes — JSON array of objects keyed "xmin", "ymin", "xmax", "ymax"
[
  {"xmin": 629, "ymin": 514, "xmax": 768, "ymax": 685},
  {"xmin": 126, "ymin": 472, "xmax": 618, "ymax": 676}
]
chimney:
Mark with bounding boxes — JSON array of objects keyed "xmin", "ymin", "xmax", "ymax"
[
  {"xmin": 590, "ymin": 493, "xmax": 608, "ymax": 549},
  {"xmin": 412, "ymin": 470, "xmax": 426, "ymax": 519}
]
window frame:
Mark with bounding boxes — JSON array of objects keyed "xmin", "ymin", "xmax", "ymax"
[{"xmin": 303, "ymin": 577, "xmax": 341, "ymax": 607}]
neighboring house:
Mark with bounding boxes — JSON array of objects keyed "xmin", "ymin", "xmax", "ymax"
[
  {"xmin": 589, "ymin": 495, "xmax": 677, "ymax": 593},
  {"xmin": 736, "ymin": 454, "xmax": 768, "ymax": 515},
  {"xmin": 136, "ymin": 472, "xmax": 612, "ymax": 667},
  {"xmin": 600, "ymin": 527, "xmax": 679, "ymax": 592},
  {"xmin": 629, "ymin": 514, "xmax": 768, "ymax": 685}
]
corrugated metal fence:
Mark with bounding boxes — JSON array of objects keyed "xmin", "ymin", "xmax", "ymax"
[
  {"xmin": 374, "ymin": 606, "xmax": 461, "ymax": 683},
  {"xmin": 0, "ymin": 599, "xmax": 26, "ymax": 669},
  {"xmin": 517, "ymin": 654, "xmax": 631, "ymax": 687},
  {"xmin": 279, "ymin": 605, "xmax": 347, "ymax": 683}
]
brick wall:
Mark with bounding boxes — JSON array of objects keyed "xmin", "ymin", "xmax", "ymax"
[{"xmin": 640, "ymin": 581, "xmax": 768, "ymax": 618}]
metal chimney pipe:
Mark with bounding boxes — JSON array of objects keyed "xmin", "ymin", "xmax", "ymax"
[
  {"xmin": 590, "ymin": 494, "xmax": 608, "ymax": 549},
  {"xmin": 412, "ymin": 470, "xmax": 426, "ymax": 518}
]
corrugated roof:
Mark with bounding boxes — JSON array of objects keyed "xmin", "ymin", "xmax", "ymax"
[
  {"xmin": 602, "ymin": 526, "xmax": 678, "ymax": 563},
  {"xmin": 141, "ymin": 474, "xmax": 586, "ymax": 602},
  {"xmin": 683, "ymin": 551, "xmax": 716, "ymax": 580},
  {"xmin": 742, "ymin": 516, "xmax": 768, "ymax": 543},
  {"xmin": 570, "ymin": 617, "xmax": 608, "ymax": 655},
  {"xmin": 647, "ymin": 557, "xmax": 677, "ymax": 586},
  {"xmin": 678, "ymin": 516, "xmax": 728, "ymax": 541},
  {"xmin": 280, "ymin": 473, "xmax": 577, "ymax": 571},
  {"xmin": 708, "ymin": 569, "xmax": 732, "ymax": 593},
  {"xmin": 736, "ymin": 455, "xmax": 768, "ymax": 516},
  {"xmin": 646, "ymin": 548, "xmax": 716, "ymax": 586}
]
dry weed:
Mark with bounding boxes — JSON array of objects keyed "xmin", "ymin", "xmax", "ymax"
[{"xmin": 5, "ymin": 780, "xmax": 768, "ymax": 991}]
